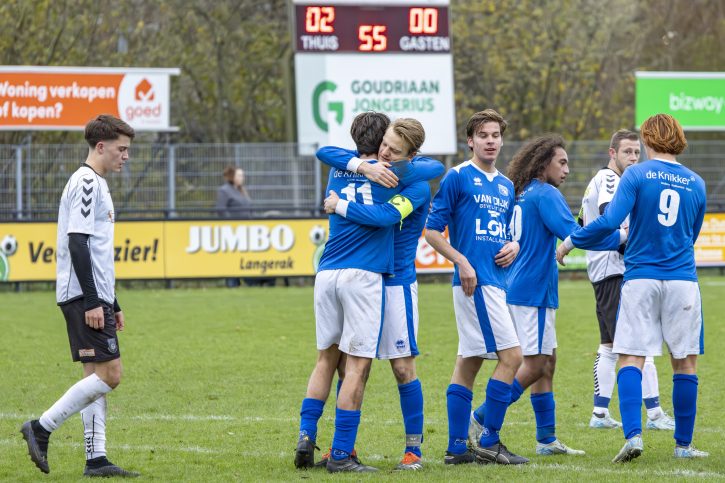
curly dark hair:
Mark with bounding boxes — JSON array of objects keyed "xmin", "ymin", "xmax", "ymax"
[{"xmin": 507, "ymin": 134, "xmax": 566, "ymax": 195}]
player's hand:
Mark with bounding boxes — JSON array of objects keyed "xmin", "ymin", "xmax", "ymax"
[
  {"xmin": 85, "ymin": 306, "xmax": 104, "ymax": 330},
  {"xmin": 324, "ymin": 190, "xmax": 340, "ymax": 214},
  {"xmin": 495, "ymin": 241, "xmax": 519, "ymax": 268},
  {"xmin": 115, "ymin": 311, "xmax": 125, "ymax": 331},
  {"xmin": 556, "ymin": 243, "xmax": 571, "ymax": 266},
  {"xmin": 457, "ymin": 258, "xmax": 477, "ymax": 297},
  {"xmin": 359, "ymin": 161, "xmax": 398, "ymax": 188}
]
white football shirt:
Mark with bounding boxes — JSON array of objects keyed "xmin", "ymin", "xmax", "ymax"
[
  {"xmin": 579, "ymin": 167, "xmax": 625, "ymax": 283},
  {"xmin": 56, "ymin": 165, "xmax": 116, "ymax": 305}
]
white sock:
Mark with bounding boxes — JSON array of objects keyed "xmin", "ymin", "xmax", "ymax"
[
  {"xmin": 81, "ymin": 395, "xmax": 107, "ymax": 460},
  {"xmin": 39, "ymin": 374, "xmax": 112, "ymax": 432},
  {"xmin": 593, "ymin": 345, "xmax": 618, "ymax": 414},
  {"xmin": 642, "ymin": 356, "xmax": 663, "ymax": 419}
]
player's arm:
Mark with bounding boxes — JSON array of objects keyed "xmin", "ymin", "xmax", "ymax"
[
  {"xmin": 330, "ymin": 182, "xmax": 428, "ymax": 227},
  {"xmin": 396, "ymin": 156, "xmax": 445, "ymax": 185},
  {"xmin": 495, "ymin": 197, "xmax": 520, "ymax": 268},
  {"xmin": 693, "ymin": 185, "xmax": 707, "ymax": 242},
  {"xmin": 316, "ymin": 146, "xmax": 398, "ymax": 188},
  {"xmin": 425, "ymin": 171, "xmax": 477, "ymax": 296}
]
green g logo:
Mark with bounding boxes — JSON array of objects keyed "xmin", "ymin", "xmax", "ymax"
[{"xmin": 313, "ymin": 81, "xmax": 344, "ymax": 132}]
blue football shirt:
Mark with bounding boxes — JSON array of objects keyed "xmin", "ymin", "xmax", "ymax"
[
  {"xmin": 425, "ymin": 161, "xmax": 515, "ymax": 290},
  {"xmin": 569, "ymin": 159, "xmax": 706, "ymax": 281},
  {"xmin": 507, "ymin": 179, "xmax": 622, "ymax": 308}
]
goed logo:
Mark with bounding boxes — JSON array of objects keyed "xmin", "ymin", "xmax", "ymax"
[
  {"xmin": 312, "ymin": 81, "xmax": 343, "ymax": 132},
  {"xmin": 122, "ymin": 77, "xmax": 162, "ymax": 122}
]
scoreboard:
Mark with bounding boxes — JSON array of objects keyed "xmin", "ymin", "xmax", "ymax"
[
  {"xmin": 295, "ymin": 4, "xmax": 450, "ymax": 53},
  {"xmin": 293, "ymin": 0, "xmax": 456, "ymax": 155}
]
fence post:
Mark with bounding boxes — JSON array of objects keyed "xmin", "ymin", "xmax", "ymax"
[
  {"xmin": 15, "ymin": 146, "xmax": 22, "ymax": 219},
  {"xmin": 167, "ymin": 143, "xmax": 176, "ymax": 218}
]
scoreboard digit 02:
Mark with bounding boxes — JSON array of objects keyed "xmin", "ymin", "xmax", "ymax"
[
  {"xmin": 292, "ymin": 0, "xmax": 456, "ymax": 155},
  {"xmin": 295, "ymin": 3, "xmax": 451, "ymax": 53}
]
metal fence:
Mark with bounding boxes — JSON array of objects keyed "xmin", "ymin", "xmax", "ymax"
[{"xmin": 1, "ymin": 141, "xmax": 724, "ymax": 221}]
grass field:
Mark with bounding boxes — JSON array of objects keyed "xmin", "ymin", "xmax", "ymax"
[{"xmin": 1, "ymin": 277, "xmax": 724, "ymax": 482}]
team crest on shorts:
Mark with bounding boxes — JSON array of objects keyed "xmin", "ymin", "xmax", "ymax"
[
  {"xmin": 107, "ymin": 338, "xmax": 118, "ymax": 354},
  {"xmin": 498, "ymin": 184, "xmax": 509, "ymax": 197}
]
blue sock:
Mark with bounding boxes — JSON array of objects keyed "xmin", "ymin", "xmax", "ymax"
[
  {"xmin": 531, "ymin": 392, "xmax": 556, "ymax": 444},
  {"xmin": 399, "ymin": 379, "xmax": 424, "ymax": 457},
  {"xmin": 479, "ymin": 379, "xmax": 512, "ymax": 447},
  {"xmin": 617, "ymin": 366, "xmax": 643, "ymax": 439},
  {"xmin": 672, "ymin": 374, "xmax": 698, "ymax": 447},
  {"xmin": 473, "ymin": 377, "xmax": 524, "ymax": 426},
  {"xmin": 643, "ymin": 396, "xmax": 660, "ymax": 410},
  {"xmin": 336, "ymin": 379, "xmax": 343, "ymax": 399},
  {"xmin": 446, "ymin": 384, "xmax": 472, "ymax": 454},
  {"xmin": 299, "ymin": 398, "xmax": 324, "ymax": 442},
  {"xmin": 331, "ymin": 408, "xmax": 360, "ymax": 460},
  {"xmin": 594, "ymin": 395, "xmax": 611, "ymax": 410},
  {"xmin": 510, "ymin": 378, "xmax": 524, "ymax": 405}
]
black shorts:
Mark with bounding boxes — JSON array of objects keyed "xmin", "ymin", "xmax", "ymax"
[
  {"xmin": 592, "ymin": 275, "xmax": 623, "ymax": 344},
  {"xmin": 60, "ymin": 299, "xmax": 121, "ymax": 363}
]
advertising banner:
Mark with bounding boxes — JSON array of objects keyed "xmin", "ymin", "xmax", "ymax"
[
  {"xmin": 295, "ymin": 53, "xmax": 456, "ymax": 154},
  {"xmin": 0, "ymin": 66, "xmax": 179, "ymax": 131},
  {"xmin": 2, "ymin": 216, "xmax": 723, "ymax": 282},
  {"xmin": 635, "ymin": 72, "xmax": 725, "ymax": 130}
]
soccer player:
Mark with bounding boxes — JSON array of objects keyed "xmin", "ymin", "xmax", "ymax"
[
  {"xmin": 318, "ymin": 118, "xmax": 444, "ymax": 470},
  {"xmin": 579, "ymin": 129, "xmax": 675, "ymax": 430},
  {"xmin": 295, "ymin": 113, "xmax": 439, "ymax": 473},
  {"xmin": 558, "ymin": 114, "xmax": 708, "ymax": 462},
  {"xmin": 505, "ymin": 135, "xmax": 624, "ymax": 457},
  {"xmin": 20, "ymin": 115, "xmax": 139, "ymax": 477},
  {"xmin": 425, "ymin": 109, "xmax": 528, "ymax": 465}
]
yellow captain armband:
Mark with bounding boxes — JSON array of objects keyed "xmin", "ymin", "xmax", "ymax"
[{"xmin": 388, "ymin": 194, "xmax": 414, "ymax": 221}]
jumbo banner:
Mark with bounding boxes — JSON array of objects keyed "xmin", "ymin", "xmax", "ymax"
[
  {"xmin": 0, "ymin": 66, "xmax": 179, "ymax": 131},
  {"xmin": 0, "ymin": 220, "xmax": 328, "ymax": 282},
  {"xmin": 2, "ymin": 216, "xmax": 724, "ymax": 282}
]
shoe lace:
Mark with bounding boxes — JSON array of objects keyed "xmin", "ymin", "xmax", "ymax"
[{"xmin": 400, "ymin": 452, "xmax": 420, "ymax": 465}]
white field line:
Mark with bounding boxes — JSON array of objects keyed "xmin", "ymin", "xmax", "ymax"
[{"xmin": 3, "ymin": 438, "xmax": 722, "ymax": 479}]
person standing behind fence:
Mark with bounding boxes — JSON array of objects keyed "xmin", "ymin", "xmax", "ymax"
[
  {"xmin": 20, "ymin": 114, "xmax": 139, "ymax": 477},
  {"xmin": 216, "ymin": 166, "xmax": 251, "ymax": 219},
  {"xmin": 216, "ymin": 166, "xmax": 252, "ymax": 287}
]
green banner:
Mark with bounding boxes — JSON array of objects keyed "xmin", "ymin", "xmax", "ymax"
[{"xmin": 636, "ymin": 72, "xmax": 725, "ymax": 130}]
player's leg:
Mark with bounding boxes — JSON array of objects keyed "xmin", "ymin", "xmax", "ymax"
[
  {"xmin": 611, "ymin": 279, "xmax": 663, "ymax": 463},
  {"xmin": 21, "ymin": 300, "xmax": 120, "ymax": 475},
  {"xmin": 469, "ymin": 286, "xmax": 527, "ymax": 464},
  {"xmin": 591, "ymin": 277, "xmax": 621, "ymax": 428},
  {"xmin": 296, "ymin": 270, "xmax": 343, "ymax": 469},
  {"xmin": 663, "ymin": 280, "xmax": 707, "ymax": 458},
  {"xmin": 379, "ymin": 282, "xmax": 424, "ymax": 469},
  {"xmin": 643, "ymin": 357, "xmax": 675, "ymax": 430},
  {"xmin": 327, "ymin": 269, "xmax": 382, "ymax": 473}
]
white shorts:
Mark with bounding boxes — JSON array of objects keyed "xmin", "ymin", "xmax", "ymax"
[
  {"xmin": 377, "ymin": 282, "xmax": 419, "ymax": 360},
  {"xmin": 314, "ymin": 269, "xmax": 384, "ymax": 358},
  {"xmin": 614, "ymin": 279, "xmax": 704, "ymax": 359},
  {"xmin": 509, "ymin": 305, "xmax": 557, "ymax": 356},
  {"xmin": 453, "ymin": 285, "xmax": 520, "ymax": 358}
]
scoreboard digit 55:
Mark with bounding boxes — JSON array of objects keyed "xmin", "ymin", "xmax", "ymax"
[{"xmin": 294, "ymin": 1, "xmax": 450, "ymax": 53}]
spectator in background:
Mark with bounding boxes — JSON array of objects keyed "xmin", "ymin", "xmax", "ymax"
[
  {"xmin": 216, "ymin": 166, "xmax": 251, "ymax": 287},
  {"xmin": 216, "ymin": 166, "xmax": 251, "ymax": 219}
]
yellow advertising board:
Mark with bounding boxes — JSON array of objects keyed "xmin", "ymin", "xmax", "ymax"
[
  {"xmin": 694, "ymin": 213, "xmax": 725, "ymax": 266},
  {"xmin": 0, "ymin": 219, "xmax": 328, "ymax": 281},
  {"xmin": 2, "ymin": 214, "xmax": 724, "ymax": 282}
]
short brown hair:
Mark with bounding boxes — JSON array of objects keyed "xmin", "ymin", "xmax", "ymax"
[
  {"xmin": 223, "ymin": 165, "xmax": 236, "ymax": 183},
  {"xmin": 610, "ymin": 129, "xmax": 639, "ymax": 151},
  {"xmin": 84, "ymin": 114, "xmax": 135, "ymax": 148},
  {"xmin": 389, "ymin": 118, "xmax": 425, "ymax": 157},
  {"xmin": 507, "ymin": 134, "xmax": 566, "ymax": 195},
  {"xmin": 350, "ymin": 112, "xmax": 390, "ymax": 155},
  {"xmin": 640, "ymin": 114, "xmax": 687, "ymax": 155},
  {"xmin": 465, "ymin": 109, "xmax": 507, "ymax": 139}
]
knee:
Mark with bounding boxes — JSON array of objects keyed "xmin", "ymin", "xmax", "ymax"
[
  {"xmin": 391, "ymin": 359, "xmax": 416, "ymax": 384},
  {"xmin": 499, "ymin": 348, "xmax": 523, "ymax": 373},
  {"xmin": 98, "ymin": 365, "xmax": 122, "ymax": 389},
  {"xmin": 543, "ymin": 354, "xmax": 557, "ymax": 378}
]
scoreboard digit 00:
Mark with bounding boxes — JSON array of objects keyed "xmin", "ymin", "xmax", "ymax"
[
  {"xmin": 293, "ymin": 0, "xmax": 456, "ymax": 155},
  {"xmin": 295, "ymin": 3, "xmax": 450, "ymax": 53}
]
